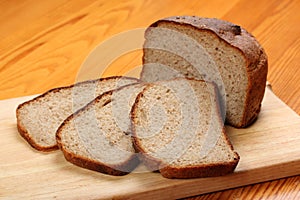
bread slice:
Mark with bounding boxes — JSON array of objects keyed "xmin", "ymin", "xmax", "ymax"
[
  {"xmin": 56, "ymin": 83, "xmax": 146, "ymax": 176},
  {"xmin": 131, "ymin": 78, "xmax": 240, "ymax": 179},
  {"xmin": 16, "ymin": 76, "xmax": 138, "ymax": 152},
  {"xmin": 141, "ymin": 16, "xmax": 268, "ymax": 127}
]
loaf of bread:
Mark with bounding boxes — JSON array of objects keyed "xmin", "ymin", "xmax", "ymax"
[
  {"xmin": 141, "ymin": 16, "xmax": 268, "ymax": 127},
  {"xmin": 16, "ymin": 16, "xmax": 251, "ymax": 179},
  {"xmin": 16, "ymin": 76, "xmax": 138, "ymax": 151},
  {"xmin": 131, "ymin": 78, "xmax": 239, "ymax": 179},
  {"xmin": 56, "ymin": 83, "xmax": 146, "ymax": 175}
]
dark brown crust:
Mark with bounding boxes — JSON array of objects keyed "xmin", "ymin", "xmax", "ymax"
[
  {"xmin": 56, "ymin": 85, "xmax": 142, "ymax": 176},
  {"xmin": 141, "ymin": 16, "xmax": 268, "ymax": 128},
  {"xmin": 58, "ymin": 147, "xmax": 139, "ymax": 176},
  {"xmin": 130, "ymin": 86, "xmax": 163, "ymax": 171},
  {"xmin": 159, "ymin": 153, "xmax": 239, "ymax": 179},
  {"xmin": 16, "ymin": 76, "xmax": 139, "ymax": 152},
  {"xmin": 131, "ymin": 78, "xmax": 240, "ymax": 179},
  {"xmin": 159, "ymin": 126, "xmax": 240, "ymax": 179},
  {"xmin": 17, "ymin": 121, "xmax": 59, "ymax": 151}
]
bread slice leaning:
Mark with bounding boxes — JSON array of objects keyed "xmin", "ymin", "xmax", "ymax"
[
  {"xmin": 16, "ymin": 76, "xmax": 138, "ymax": 151},
  {"xmin": 131, "ymin": 78, "xmax": 240, "ymax": 179},
  {"xmin": 56, "ymin": 83, "xmax": 146, "ymax": 176},
  {"xmin": 141, "ymin": 16, "xmax": 268, "ymax": 128}
]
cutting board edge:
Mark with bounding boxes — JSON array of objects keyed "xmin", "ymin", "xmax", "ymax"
[{"xmin": 115, "ymin": 158, "xmax": 300, "ymax": 200}]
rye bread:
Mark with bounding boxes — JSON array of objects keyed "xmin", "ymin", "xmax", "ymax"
[
  {"xmin": 16, "ymin": 76, "xmax": 138, "ymax": 151},
  {"xmin": 56, "ymin": 83, "xmax": 146, "ymax": 176},
  {"xmin": 131, "ymin": 78, "xmax": 240, "ymax": 179},
  {"xmin": 141, "ymin": 16, "xmax": 268, "ymax": 127}
]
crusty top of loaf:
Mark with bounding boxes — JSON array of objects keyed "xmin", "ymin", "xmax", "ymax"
[
  {"xmin": 145, "ymin": 16, "xmax": 268, "ymax": 127},
  {"xmin": 149, "ymin": 16, "xmax": 267, "ymax": 73}
]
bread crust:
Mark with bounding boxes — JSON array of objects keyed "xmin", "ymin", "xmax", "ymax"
[
  {"xmin": 16, "ymin": 76, "xmax": 139, "ymax": 152},
  {"xmin": 56, "ymin": 88, "xmax": 140, "ymax": 176},
  {"xmin": 17, "ymin": 120, "xmax": 59, "ymax": 151},
  {"xmin": 130, "ymin": 86, "xmax": 163, "ymax": 172},
  {"xmin": 159, "ymin": 127, "xmax": 240, "ymax": 179},
  {"xmin": 141, "ymin": 16, "xmax": 268, "ymax": 128},
  {"xmin": 131, "ymin": 78, "xmax": 240, "ymax": 179}
]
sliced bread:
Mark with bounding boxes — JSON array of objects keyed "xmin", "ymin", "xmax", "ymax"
[
  {"xmin": 131, "ymin": 78, "xmax": 240, "ymax": 179},
  {"xmin": 56, "ymin": 83, "xmax": 146, "ymax": 176},
  {"xmin": 141, "ymin": 16, "xmax": 268, "ymax": 127},
  {"xmin": 16, "ymin": 76, "xmax": 138, "ymax": 151}
]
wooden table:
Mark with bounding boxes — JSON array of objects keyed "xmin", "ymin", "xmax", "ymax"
[{"xmin": 0, "ymin": 0, "xmax": 299, "ymax": 199}]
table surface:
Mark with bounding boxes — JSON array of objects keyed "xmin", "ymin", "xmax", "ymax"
[{"xmin": 0, "ymin": 0, "xmax": 299, "ymax": 199}]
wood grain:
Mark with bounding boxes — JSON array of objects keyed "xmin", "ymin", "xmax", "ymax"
[{"xmin": 0, "ymin": 0, "xmax": 299, "ymax": 199}]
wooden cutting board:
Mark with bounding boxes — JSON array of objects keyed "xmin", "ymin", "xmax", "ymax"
[{"xmin": 1, "ymin": 87, "xmax": 300, "ymax": 199}]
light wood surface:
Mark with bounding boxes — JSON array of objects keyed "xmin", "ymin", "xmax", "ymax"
[
  {"xmin": 1, "ymin": 88, "xmax": 300, "ymax": 199},
  {"xmin": 0, "ymin": 0, "xmax": 299, "ymax": 199}
]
